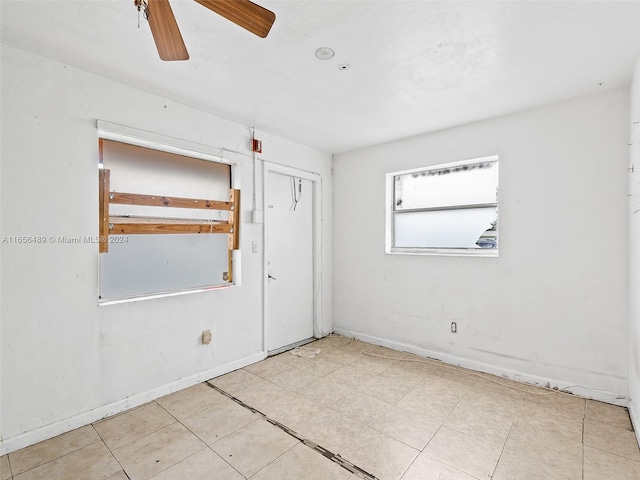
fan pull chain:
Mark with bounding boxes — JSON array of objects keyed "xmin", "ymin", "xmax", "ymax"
[{"xmin": 133, "ymin": 0, "xmax": 149, "ymax": 28}]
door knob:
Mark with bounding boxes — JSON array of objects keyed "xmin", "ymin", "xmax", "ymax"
[{"xmin": 268, "ymin": 274, "xmax": 277, "ymax": 280}]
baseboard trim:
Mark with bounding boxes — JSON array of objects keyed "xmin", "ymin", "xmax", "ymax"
[
  {"xmin": 0, "ymin": 351, "xmax": 266, "ymax": 455},
  {"xmin": 333, "ymin": 327, "xmax": 627, "ymax": 406}
]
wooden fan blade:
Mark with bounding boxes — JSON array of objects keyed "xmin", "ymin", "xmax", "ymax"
[
  {"xmin": 147, "ymin": 0, "xmax": 189, "ymax": 61},
  {"xmin": 195, "ymin": 0, "xmax": 275, "ymax": 38}
]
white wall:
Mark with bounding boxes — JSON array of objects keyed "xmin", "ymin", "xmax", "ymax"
[
  {"xmin": 0, "ymin": 45, "xmax": 333, "ymax": 454},
  {"xmin": 334, "ymin": 89, "xmax": 630, "ymax": 403},
  {"xmin": 629, "ymin": 54, "xmax": 640, "ymax": 442}
]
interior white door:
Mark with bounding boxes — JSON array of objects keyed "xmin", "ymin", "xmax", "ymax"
[{"xmin": 266, "ymin": 170, "xmax": 314, "ymax": 353}]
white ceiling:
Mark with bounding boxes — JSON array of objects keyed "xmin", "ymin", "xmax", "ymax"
[{"xmin": 2, "ymin": 1, "xmax": 640, "ymax": 153}]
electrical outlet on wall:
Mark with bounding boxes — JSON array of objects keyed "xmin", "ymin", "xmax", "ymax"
[
  {"xmin": 451, "ymin": 322, "xmax": 457, "ymax": 333},
  {"xmin": 202, "ymin": 329, "xmax": 212, "ymax": 344}
]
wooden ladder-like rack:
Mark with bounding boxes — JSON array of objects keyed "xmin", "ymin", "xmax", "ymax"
[{"xmin": 98, "ymin": 168, "xmax": 240, "ymax": 281}]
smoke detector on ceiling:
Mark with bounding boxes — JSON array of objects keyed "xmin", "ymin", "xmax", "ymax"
[{"xmin": 315, "ymin": 47, "xmax": 335, "ymax": 60}]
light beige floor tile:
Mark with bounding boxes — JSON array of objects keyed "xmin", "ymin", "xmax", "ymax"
[
  {"xmin": 339, "ymin": 429, "xmax": 419, "ymax": 480},
  {"xmin": 112, "ymin": 423, "xmax": 205, "ymax": 480},
  {"xmin": 350, "ymin": 354, "xmax": 397, "ymax": 375},
  {"xmin": 371, "ymin": 406, "xmax": 440, "ymax": 450},
  {"xmin": 492, "ymin": 448, "xmax": 575, "ymax": 480},
  {"xmin": 9, "ymin": 425, "xmax": 101, "ymax": 475},
  {"xmin": 270, "ymin": 367, "xmax": 318, "ymax": 391},
  {"xmin": 423, "ymin": 426, "xmax": 502, "ymax": 480},
  {"xmin": 105, "ymin": 472, "xmax": 129, "ymax": 480},
  {"xmin": 583, "ymin": 445, "xmax": 640, "ymax": 480},
  {"xmin": 243, "ymin": 357, "xmax": 291, "ymax": 379},
  {"xmin": 444, "ymin": 395, "xmax": 517, "ymax": 446},
  {"xmin": 478, "ymin": 375, "xmax": 551, "ymax": 395},
  {"xmin": 378, "ymin": 367, "xmax": 428, "ymax": 389},
  {"xmin": 272, "ymin": 351, "xmax": 307, "ymax": 368},
  {"xmin": 356, "ymin": 375, "xmax": 415, "ymax": 404},
  {"xmin": 251, "ymin": 443, "xmax": 351, "ymax": 480},
  {"xmin": 388, "ymin": 347, "xmax": 422, "ymax": 359},
  {"xmin": 233, "ymin": 380, "xmax": 288, "ymax": 415},
  {"xmin": 297, "ymin": 411, "xmax": 367, "ymax": 453},
  {"xmin": 390, "ymin": 353, "xmax": 442, "ymax": 375},
  {"xmin": 422, "ymin": 373, "xmax": 470, "ymax": 396},
  {"xmin": 208, "ymin": 369, "xmax": 263, "ymax": 395},
  {"xmin": 586, "ymin": 399, "xmax": 633, "ymax": 431},
  {"xmin": 396, "ymin": 375, "xmax": 467, "ymax": 422},
  {"xmin": 149, "ymin": 447, "xmax": 244, "ymax": 480},
  {"xmin": 430, "ymin": 366, "xmax": 480, "ymax": 387},
  {"xmin": 267, "ymin": 392, "xmax": 330, "ymax": 432},
  {"xmin": 181, "ymin": 398, "xmax": 259, "ymax": 444},
  {"xmin": 211, "ymin": 419, "xmax": 298, "ymax": 477},
  {"xmin": 521, "ymin": 391, "xmax": 585, "ymax": 423},
  {"xmin": 358, "ymin": 344, "xmax": 398, "ymax": 357},
  {"xmin": 13, "ymin": 442, "xmax": 120, "ymax": 480},
  {"xmin": 319, "ymin": 348, "xmax": 366, "ymax": 366},
  {"xmin": 401, "ymin": 453, "xmax": 479, "ymax": 480},
  {"xmin": 516, "ymin": 397, "xmax": 577, "ymax": 426},
  {"xmin": 338, "ymin": 341, "xmax": 371, "ymax": 355},
  {"xmin": 504, "ymin": 419, "xmax": 583, "ymax": 479},
  {"xmin": 331, "ymin": 392, "xmax": 391, "ymax": 425},
  {"xmin": 374, "ymin": 345, "xmax": 411, "ymax": 358},
  {"xmin": 268, "ymin": 395, "xmax": 333, "ymax": 431},
  {"xmin": 324, "ymin": 366, "xmax": 374, "ymax": 389},
  {"xmin": 465, "ymin": 378, "xmax": 525, "ymax": 412},
  {"xmin": 298, "ymin": 377, "xmax": 353, "ymax": 407},
  {"xmin": 156, "ymin": 383, "xmax": 226, "ymax": 420},
  {"xmin": 94, "ymin": 402, "xmax": 175, "ymax": 450},
  {"xmin": 274, "ymin": 353, "xmax": 344, "ymax": 377},
  {"xmin": 1, "ymin": 455, "xmax": 12, "ymax": 480},
  {"xmin": 584, "ymin": 419, "xmax": 640, "ymax": 462},
  {"xmin": 512, "ymin": 401, "xmax": 583, "ymax": 443},
  {"xmin": 293, "ymin": 357, "xmax": 345, "ymax": 377}
]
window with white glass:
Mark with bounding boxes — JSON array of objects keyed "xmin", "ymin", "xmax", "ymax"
[
  {"xmin": 386, "ymin": 156, "xmax": 499, "ymax": 255},
  {"xmin": 98, "ymin": 138, "xmax": 238, "ymax": 302}
]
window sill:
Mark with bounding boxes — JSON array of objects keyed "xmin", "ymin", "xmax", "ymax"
[
  {"xmin": 387, "ymin": 248, "xmax": 498, "ymax": 257},
  {"xmin": 98, "ymin": 283, "xmax": 236, "ymax": 306}
]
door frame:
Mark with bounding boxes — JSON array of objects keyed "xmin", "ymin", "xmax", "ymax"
[{"xmin": 262, "ymin": 162, "xmax": 323, "ymax": 354}]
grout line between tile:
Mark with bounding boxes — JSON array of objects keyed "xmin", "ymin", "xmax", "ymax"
[
  {"xmin": 92, "ymin": 401, "xmax": 179, "ymax": 453},
  {"xmin": 105, "ymin": 415, "xmax": 179, "ymax": 454},
  {"xmin": 247, "ymin": 439, "xmax": 301, "ymax": 479},
  {"xmin": 7, "ymin": 453, "xmax": 13, "ymax": 479},
  {"xmin": 488, "ymin": 390, "xmax": 525, "ymax": 479},
  {"xmin": 154, "ymin": 399, "xmax": 183, "ymax": 425},
  {"xmin": 10, "ymin": 438, "xmax": 105, "ymax": 478},
  {"xmin": 205, "ymin": 381, "xmax": 380, "ymax": 480},
  {"xmin": 398, "ymin": 451, "xmax": 420, "ymax": 480},
  {"xmin": 582, "ymin": 398, "xmax": 586, "ymax": 480},
  {"xmin": 416, "ymin": 451, "xmax": 485, "ymax": 480},
  {"xmin": 587, "ymin": 445, "xmax": 640, "ymax": 463},
  {"xmin": 95, "ymin": 424, "xmax": 142, "ymax": 480}
]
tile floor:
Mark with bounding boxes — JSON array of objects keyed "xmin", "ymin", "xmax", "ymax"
[{"xmin": 3, "ymin": 335, "xmax": 640, "ymax": 480}]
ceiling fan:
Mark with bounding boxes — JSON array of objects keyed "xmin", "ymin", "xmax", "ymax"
[{"xmin": 134, "ymin": 0, "xmax": 276, "ymax": 61}]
